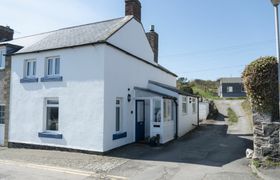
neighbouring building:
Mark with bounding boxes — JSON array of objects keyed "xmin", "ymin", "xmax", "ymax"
[
  {"xmin": 2, "ymin": 0, "xmax": 199, "ymax": 153},
  {"xmin": 217, "ymin": 77, "xmax": 246, "ymax": 98},
  {"xmin": 0, "ymin": 26, "xmax": 19, "ymax": 146}
]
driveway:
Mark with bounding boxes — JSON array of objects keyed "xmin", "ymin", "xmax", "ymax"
[{"xmin": 0, "ymin": 100, "xmax": 259, "ymax": 179}]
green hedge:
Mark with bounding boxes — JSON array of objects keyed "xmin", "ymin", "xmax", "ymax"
[{"xmin": 242, "ymin": 56, "xmax": 279, "ymax": 119}]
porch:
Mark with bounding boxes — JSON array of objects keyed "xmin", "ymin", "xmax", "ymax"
[{"xmin": 134, "ymin": 87, "xmax": 177, "ymax": 144}]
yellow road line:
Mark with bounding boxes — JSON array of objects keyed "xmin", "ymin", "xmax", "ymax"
[{"xmin": 0, "ymin": 159, "xmax": 127, "ymax": 180}]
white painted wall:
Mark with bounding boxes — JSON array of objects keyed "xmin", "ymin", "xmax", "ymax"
[
  {"xmin": 103, "ymin": 45, "xmax": 176, "ymax": 152},
  {"xmin": 108, "ymin": 19, "xmax": 155, "ymax": 64},
  {"xmin": 177, "ymin": 95, "xmax": 198, "ymax": 137},
  {"xmin": 199, "ymin": 102, "xmax": 209, "ymax": 120},
  {"xmin": 9, "ymin": 45, "xmax": 106, "ymax": 152},
  {"xmin": 147, "ymin": 84, "xmax": 199, "ymax": 137},
  {"xmin": 0, "ymin": 124, "xmax": 4, "ymax": 145}
]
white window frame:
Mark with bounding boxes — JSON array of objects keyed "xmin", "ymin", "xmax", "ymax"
[
  {"xmin": 24, "ymin": 59, "xmax": 37, "ymax": 78},
  {"xmin": 182, "ymin": 96, "xmax": 188, "ymax": 114},
  {"xmin": 0, "ymin": 49, "xmax": 6, "ymax": 70},
  {"xmin": 46, "ymin": 56, "xmax": 60, "ymax": 77},
  {"xmin": 227, "ymin": 86, "xmax": 233, "ymax": 93},
  {"xmin": 0, "ymin": 105, "xmax": 5, "ymax": 124},
  {"xmin": 115, "ymin": 98, "xmax": 123, "ymax": 133},
  {"xmin": 45, "ymin": 98, "xmax": 59, "ymax": 132}
]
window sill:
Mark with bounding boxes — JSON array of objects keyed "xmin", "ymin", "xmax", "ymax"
[
  {"xmin": 41, "ymin": 76, "xmax": 63, "ymax": 82},
  {"xmin": 20, "ymin": 78, "xmax": 39, "ymax": 83},
  {"xmin": 112, "ymin": 132, "xmax": 127, "ymax": 140},
  {"xmin": 38, "ymin": 132, "xmax": 63, "ymax": 139}
]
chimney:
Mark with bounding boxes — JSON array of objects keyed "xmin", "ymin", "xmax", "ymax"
[
  {"xmin": 125, "ymin": 0, "xmax": 142, "ymax": 22},
  {"xmin": 0, "ymin": 26, "xmax": 14, "ymax": 42},
  {"xmin": 146, "ymin": 25, "xmax": 159, "ymax": 63}
]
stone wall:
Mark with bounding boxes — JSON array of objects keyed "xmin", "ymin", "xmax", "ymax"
[
  {"xmin": 1, "ymin": 56, "xmax": 11, "ymax": 146},
  {"xmin": 253, "ymin": 112, "xmax": 280, "ymax": 160}
]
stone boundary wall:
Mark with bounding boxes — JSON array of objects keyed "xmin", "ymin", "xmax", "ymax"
[{"xmin": 253, "ymin": 112, "xmax": 280, "ymax": 160}]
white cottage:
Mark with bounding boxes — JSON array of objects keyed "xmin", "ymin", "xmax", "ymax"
[{"xmin": 4, "ymin": 0, "xmax": 198, "ymax": 152}]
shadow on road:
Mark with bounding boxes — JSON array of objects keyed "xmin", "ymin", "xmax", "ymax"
[{"xmin": 107, "ymin": 122, "xmax": 253, "ymax": 167}]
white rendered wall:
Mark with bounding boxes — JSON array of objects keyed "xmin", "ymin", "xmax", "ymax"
[
  {"xmin": 108, "ymin": 19, "xmax": 155, "ymax": 64},
  {"xmin": 9, "ymin": 45, "xmax": 106, "ymax": 152},
  {"xmin": 103, "ymin": 45, "xmax": 176, "ymax": 152},
  {"xmin": 147, "ymin": 84, "xmax": 199, "ymax": 137},
  {"xmin": 199, "ymin": 102, "xmax": 209, "ymax": 120},
  {"xmin": 177, "ymin": 95, "xmax": 198, "ymax": 137}
]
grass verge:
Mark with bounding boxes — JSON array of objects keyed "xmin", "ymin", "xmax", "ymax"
[{"xmin": 227, "ymin": 108, "xmax": 238, "ymax": 124}]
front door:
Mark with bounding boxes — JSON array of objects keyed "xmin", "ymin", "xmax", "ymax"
[{"xmin": 136, "ymin": 100, "xmax": 145, "ymax": 142}]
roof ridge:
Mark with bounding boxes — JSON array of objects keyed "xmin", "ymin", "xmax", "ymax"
[{"xmin": 11, "ymin": 16, "xmax": 131, "ymax": 41}]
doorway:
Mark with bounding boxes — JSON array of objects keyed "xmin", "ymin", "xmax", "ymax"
[{"xmin": 135, "ymin": 100, "xmax": 145, "ymax": 142}]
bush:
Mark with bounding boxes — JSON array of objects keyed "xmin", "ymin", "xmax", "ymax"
[{"xmin": 242, "ymin": 56, "xmax": 279, "ymax": 120}]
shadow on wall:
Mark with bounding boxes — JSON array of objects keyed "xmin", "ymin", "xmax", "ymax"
[{"xmin": 106, "ymin": 123, "xmax": 253, "ymax": 167}]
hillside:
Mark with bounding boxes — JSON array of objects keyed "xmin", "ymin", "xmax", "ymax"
[{"xmin": 177, "ymin": 78, "xmax": 220, "ymax": 100}]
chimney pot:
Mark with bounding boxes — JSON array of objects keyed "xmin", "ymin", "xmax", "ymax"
[{"xmin": 151, "ymin": 25, "xmax": 155, "ymax": 32}]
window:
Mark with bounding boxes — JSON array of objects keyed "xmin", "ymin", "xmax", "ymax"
[
  {"xmin": 46, "ymin": 57, "xmax": 60, "ymax": 76},
  {"xmin": 24, "ymin": 59, "xmax": 36, "ymax": 78},
  {"xmin": 163, "ymin": 99, "xmax": 172, "ymax": 121},
  {"xmin": 227, "ymin": 86, "xmax": 233, "ymax": 93},
  {"xmin": 153, "ymin": 99, "xmax": 161, "ymax": 123},
  {"xmin": 182, "ymin": 96, "xmax": 188, "ymax": 114},
  {"xmin": 0, "ymin": 105, "xmax": 4, "ymax": 124},
  {"xmin": 116, "ymin": 98, "xmax": 122, "ymax": 132},
  {"xmin": 0, "ymin": 49, "xmax": 6, "ymax": 69},
  {"xmin": 45, "ymin": 98, "xmax": 59, "ymax": 131},
  {"xmin": 192, "ymin": 98, "xmax": 196, "ymax": 114}
]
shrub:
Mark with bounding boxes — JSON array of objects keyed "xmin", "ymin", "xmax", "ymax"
[{"xmin": 242, "ymin": 56, "xmax": 279, "ymax": 120}]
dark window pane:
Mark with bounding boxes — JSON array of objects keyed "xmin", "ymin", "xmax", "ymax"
[
  {"xmin": 27, "ymin": 62, "xmax": 31, "ymax": 76},
  {"xmin": 55, "ymin": 58, "xmax": 60, "ymax": 75},
  {"xmin": 116, "ymin": 107, "xmax": 120, "ymax": 131},
  {"xmin": 48, "ymin": 59, "xmax": 53, "ymax": 75},
  {"xmin": 33, "ymin": 61, "xmax": 36, "ymax": 76},
  {"xmin": 47, "ymin": 100, "xmax": 59, "ymax": 105},
  {"xmin": 46, "ymin": 107, "xmax": 59, "ymax": 131},
  {"xmin": 0, "ymin": 106, "xmax": 4, "ymax": 124}
]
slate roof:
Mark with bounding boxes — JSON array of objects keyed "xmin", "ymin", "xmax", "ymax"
[
  {"xmin": 0, "ymin": 16, "xmax": 134, "ymax": 54},
  {"xmin": 0, "ymin": 16, "xmax": 177, "ymax": 77},
  {"xmin": 218, "ymin": 77, "xmax": 243, "ymax": 84},
  {"xmin": 148, "ymin": 80, "xmax": 197, "ymax": 97}
]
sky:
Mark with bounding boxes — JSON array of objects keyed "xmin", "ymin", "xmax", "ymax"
[{"xmin": 0, "ymin": 0, "xmax": 277, "ymax": 80}]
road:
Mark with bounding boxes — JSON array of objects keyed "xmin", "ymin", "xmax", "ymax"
[{"xmin": 0, "ymin": 100, "xmax": 258, "ymax": 180}]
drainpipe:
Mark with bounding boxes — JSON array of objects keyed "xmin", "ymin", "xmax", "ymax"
[
  {"xmin": 174, "ymin": 99, "xmax": 178, "ymax": 138},
  {"xmin": 197, "ymin": 97, "xmax": 200, "ymax": 127}
]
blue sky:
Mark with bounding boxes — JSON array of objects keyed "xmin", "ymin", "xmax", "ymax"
[{"xmin": 0, "ymin": 0, "xmax": 277, "ymax": 80}]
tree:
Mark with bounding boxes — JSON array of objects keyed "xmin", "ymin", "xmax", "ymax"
[{"xmin": 176, "ymin": 77, "xmax": 193, "ymax": 94}]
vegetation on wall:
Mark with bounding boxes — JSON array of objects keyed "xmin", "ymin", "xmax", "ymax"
[{"xmin": 242, "ymin": 56, "xmax": 279, "ymax": 119}]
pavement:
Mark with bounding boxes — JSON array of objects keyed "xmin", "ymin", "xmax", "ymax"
[{"xmin": 0, "ymin": 100, "xmax": 260, "ymax": 180}]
